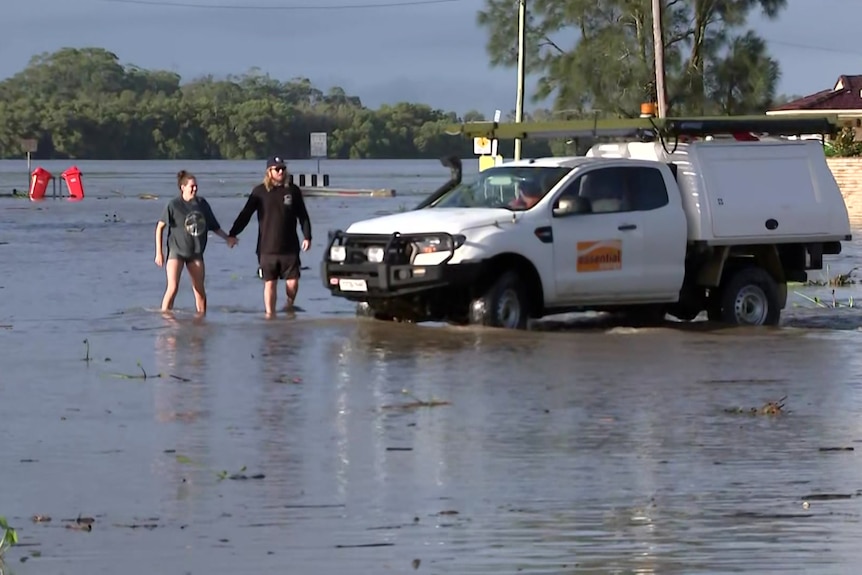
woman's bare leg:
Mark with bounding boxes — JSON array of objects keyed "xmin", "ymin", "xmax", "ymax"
[
  {"xmin": 161, "ymin": 258, "xmax": 184, "ymax": 311},
  {"xmin": 186, "ymin": 258, "xmax": 207, "ymax": 315}
]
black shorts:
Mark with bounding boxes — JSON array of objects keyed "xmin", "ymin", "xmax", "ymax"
[
  {"xmin": 168, "ymin": 253, "xmax": 203, "ymax": 263},
  {"xmin": 259, "ymin": 254, "xmax": 301, "ymax": 281}
]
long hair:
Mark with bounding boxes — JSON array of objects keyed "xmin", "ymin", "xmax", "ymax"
[{"xmin": 263, "ymin": 167, "xmax": 288, "ymax": 191}]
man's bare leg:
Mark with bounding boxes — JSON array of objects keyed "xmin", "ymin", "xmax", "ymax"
[
  {"xmin": 264, "ymin": 279, "xmax": 278, "ymax": 317},
  {"xmin": 285, "ymin": 278, "xmax": 299, "ymax": 309}
]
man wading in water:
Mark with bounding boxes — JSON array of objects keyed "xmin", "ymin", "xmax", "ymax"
[{"xmin": 228, "ymin": 155, "xmax": 312, "ymax": 317}]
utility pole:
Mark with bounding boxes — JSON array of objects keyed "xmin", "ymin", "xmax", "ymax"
[
  {"xmin": 651, "ymin": 0, "xmax": 668, "ymax": 118},
  {"xmin": 514, "ymin": 0, "xmax": 527, "ymax": 159}
]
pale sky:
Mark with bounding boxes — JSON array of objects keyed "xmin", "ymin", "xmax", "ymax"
[{"xmin": 2, "ymin": 0, "xmax": 861, "ymax": 115}]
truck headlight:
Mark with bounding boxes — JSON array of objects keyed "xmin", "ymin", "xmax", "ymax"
[
  {"xmin": 329, "ymin": 245, "xmax": 346, "ymax": 262},
  {"xmin": 366, "ymin": 246, "xmax": 385, "ymax": 263},
  {"xmin": 413, "ymin": 234, "xmax": 466, "ymax": 254}
]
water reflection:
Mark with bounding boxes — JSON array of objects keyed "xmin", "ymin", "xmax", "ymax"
[
  {"xmin": 153, "ymin": 317, "xmax": 209, "ymax": 424},
  {"xmin": 151, "ymin": 317, "xmax": 216, "ymax": 520},
  {"xmin": 153, "ymin": 314, "xmax": 208, "ymax": 369},
  {"xmin": 254, "ymin": 324, "xmax": 307, "ymax": 507}
]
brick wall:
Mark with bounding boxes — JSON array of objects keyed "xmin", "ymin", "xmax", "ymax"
[{"xmin": 827, "ymin": 158, "xmax": 862, "ymax": 222}]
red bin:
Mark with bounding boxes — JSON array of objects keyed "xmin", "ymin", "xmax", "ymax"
[
  {"xmin": 62, "ymin": 166, "xmax": 85, "ymax": 201},
  {"xmin": 29, "ymin": 167, "xmax": 53, "ymax": 201}
]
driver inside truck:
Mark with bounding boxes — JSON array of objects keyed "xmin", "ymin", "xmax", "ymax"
[{"xmin": 508, "ymin": 179, "xmax": 542, "ymax": 209}]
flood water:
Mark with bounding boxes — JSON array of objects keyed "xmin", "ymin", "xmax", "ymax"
[{"xmin": 3, "ymin": 158, "xmax": 862, "ymax": 574}]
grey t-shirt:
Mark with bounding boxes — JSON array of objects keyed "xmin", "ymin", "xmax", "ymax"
[{"xmin": 159, "ymin": 196, "xmax": 221, "ymax": 260}]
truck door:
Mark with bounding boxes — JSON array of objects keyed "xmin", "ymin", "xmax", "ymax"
[
  {"xmin": 624, "ymin": 165, "xmax": 687, "ymax": 299},
  {"xmin": 550, "ymin": 166, "xmax": 645, "ymax": 303}
]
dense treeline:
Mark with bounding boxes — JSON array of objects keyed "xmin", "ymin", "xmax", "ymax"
[{"xmin": 0, "ymin": 47, "xmax": 553, "ymax": 161}]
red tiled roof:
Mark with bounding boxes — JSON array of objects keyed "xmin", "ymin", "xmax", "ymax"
[{"xmin": 771, "ymin": 75, "xmax": 862, "ymax": 111}]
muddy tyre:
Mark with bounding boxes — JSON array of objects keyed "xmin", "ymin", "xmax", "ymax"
[
  {"xmin": 718, "ymin": 267, "xmax": 781, "ymax": 326},
  {"xmin": 469, "ymin": 271, "xmax": 528, "ymax": 330}
]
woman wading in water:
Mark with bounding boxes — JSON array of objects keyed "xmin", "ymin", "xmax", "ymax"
[{"xmin": 154, "ymin": 170, "xmax": 236, "ymax": 315}]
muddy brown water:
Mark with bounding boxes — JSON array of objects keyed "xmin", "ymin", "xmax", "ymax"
[{"xmin": 3, "ymin": 160, "xmax": 862, "ymax": 574}]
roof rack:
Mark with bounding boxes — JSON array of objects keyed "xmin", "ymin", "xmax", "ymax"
[{"xmin": 444, "ymin": 114, "xmax": 842, "ymax": 141}]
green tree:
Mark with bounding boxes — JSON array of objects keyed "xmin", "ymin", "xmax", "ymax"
[{"xmin": 477, "ymin": 0, "xmax": 785, "ymax": 117}]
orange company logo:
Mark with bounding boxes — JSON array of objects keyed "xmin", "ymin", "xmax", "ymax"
[{"xmin": 576, "ymin": 240, "xmax": 622, "ymax": 272}]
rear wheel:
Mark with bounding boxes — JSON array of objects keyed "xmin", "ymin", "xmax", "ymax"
[
  {"xmin": 469, "ymin": 271, "xmax": 528, "ymax": 329},
  {"xmin": 717, "ymin": 267, "xmax": 781, "ymax": 326}
]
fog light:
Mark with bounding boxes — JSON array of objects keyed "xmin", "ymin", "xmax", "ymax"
[
  {"xmin": 330, "ymin": 246, "xmax": 346, "ymax": 262},
  {"xmin": 366, "ymin": 246, "xmax": 384, "ymax": 263}
]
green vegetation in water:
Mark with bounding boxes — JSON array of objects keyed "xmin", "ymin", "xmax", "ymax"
[
  {"xmin": 82, "ymin": 338, "xmax": 111, "ymax": 363},
  {"xmin": 106, "ymin": 361, "xmax": 190, "ymax": 382},
  {"xmin": 793, "ymin": 291, "xmax": 855, "ymax": 309},
  {"xmin": 0, "ymin": 516, "xmax": 18, "ymax": 557},
  {"xmin": 381, "ymin": 389, "xmax": 451, "ymax": 410},
  {"xmin": 174, "ymin": 454, "xmax": 265, "ymax": 481},
  {"xmin": 806, "ymin": 266, "xmax": 859, "ymax": 287},
  {"xmin": 791, "ymin": 266, "xmax": 861, "ymax": 309}
]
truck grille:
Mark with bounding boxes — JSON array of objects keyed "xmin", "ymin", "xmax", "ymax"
[{"xmin": 343, "ymin": 236, "xmax": 413, "ymax": 265}]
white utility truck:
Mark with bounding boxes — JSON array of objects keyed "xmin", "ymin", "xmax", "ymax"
[{"xmin": 321, "ymin": 116, "xmax": 852, "ymax": 329}]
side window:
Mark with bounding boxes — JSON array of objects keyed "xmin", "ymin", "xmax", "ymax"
[
  {"xmin": 552, "ymin": 166, "xmax": 670, "ymax": 216},
  {"xmin": 627, "ymin": 167, "xmax": 670, "ymax": 211},
  {"xmin": 579, "ymin": 167, "xmax": 629, "ymax": 213}
]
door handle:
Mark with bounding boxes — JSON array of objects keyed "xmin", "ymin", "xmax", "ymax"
[{"xmin": 618, "ymin": 224, "xmax": 637, "ymax": 231}]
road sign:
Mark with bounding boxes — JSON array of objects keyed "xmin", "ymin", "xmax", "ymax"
[
  {"xmin": 310, "ymin": 132, "xmax": 328, "ymax": 158},
  {"xmin": 473, "ymin": 136, "xmax": 492, "ymax": 155},
  {"xmin": 20, "ymin": 138, "xmax": 37, "ymax": 153}
]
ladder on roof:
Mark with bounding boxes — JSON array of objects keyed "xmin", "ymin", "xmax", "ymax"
[{"xmin": 444, "ymin": 114, "xmax": 842, "ymax": 141}]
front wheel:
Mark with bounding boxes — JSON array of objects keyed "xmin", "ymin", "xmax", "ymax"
[
  {"xmin": 718, "ymin": 267, "xmax": 781, "ymax": 326},
  {"xmin": 356, "ymin": 301, "xmax": 396, "ymax": 322},
  {"xmin": 469, "ymin": 271, "xmax": 529, "ymax": 329}
]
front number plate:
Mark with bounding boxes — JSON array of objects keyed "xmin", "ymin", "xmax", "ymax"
[{"xmin": 339, "ymin": 278, "xmax": 368, "ymax": 292}]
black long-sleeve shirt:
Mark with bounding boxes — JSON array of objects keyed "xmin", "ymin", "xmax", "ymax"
[{"xmin": 228, "ymin": 182, "xmax": 312, "ymax": 256}]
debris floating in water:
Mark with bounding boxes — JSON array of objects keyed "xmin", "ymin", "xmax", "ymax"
[{"xmin": 723, "ymin": 396, "xmax": 787, "ymax": 416}]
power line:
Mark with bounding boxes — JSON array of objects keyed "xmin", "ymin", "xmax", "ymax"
[
  {"xmin": 101, "ymin": 0, "xmax": 470, "ymax": 9},
  {"xmin": 765, "ymin": 38, "xmax": 862, "ymax": 57}
]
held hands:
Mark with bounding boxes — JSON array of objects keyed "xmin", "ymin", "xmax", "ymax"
[
  {"xmin": 226, "ymin": 236, "xmax": 238, "ymax": 248},
  {"xmin": 301, "ymin": 239, "xmax": 310, "ymax": 252}
]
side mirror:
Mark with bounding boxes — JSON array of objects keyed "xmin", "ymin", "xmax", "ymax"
[{"xmin": 553, "ymin": 196, "xmax": 591, "ymax": 217}]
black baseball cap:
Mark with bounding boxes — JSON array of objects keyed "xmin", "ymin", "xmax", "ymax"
[{"xmin": 267, "ymin": 155, "xmax": 286, "ymax": 169}]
